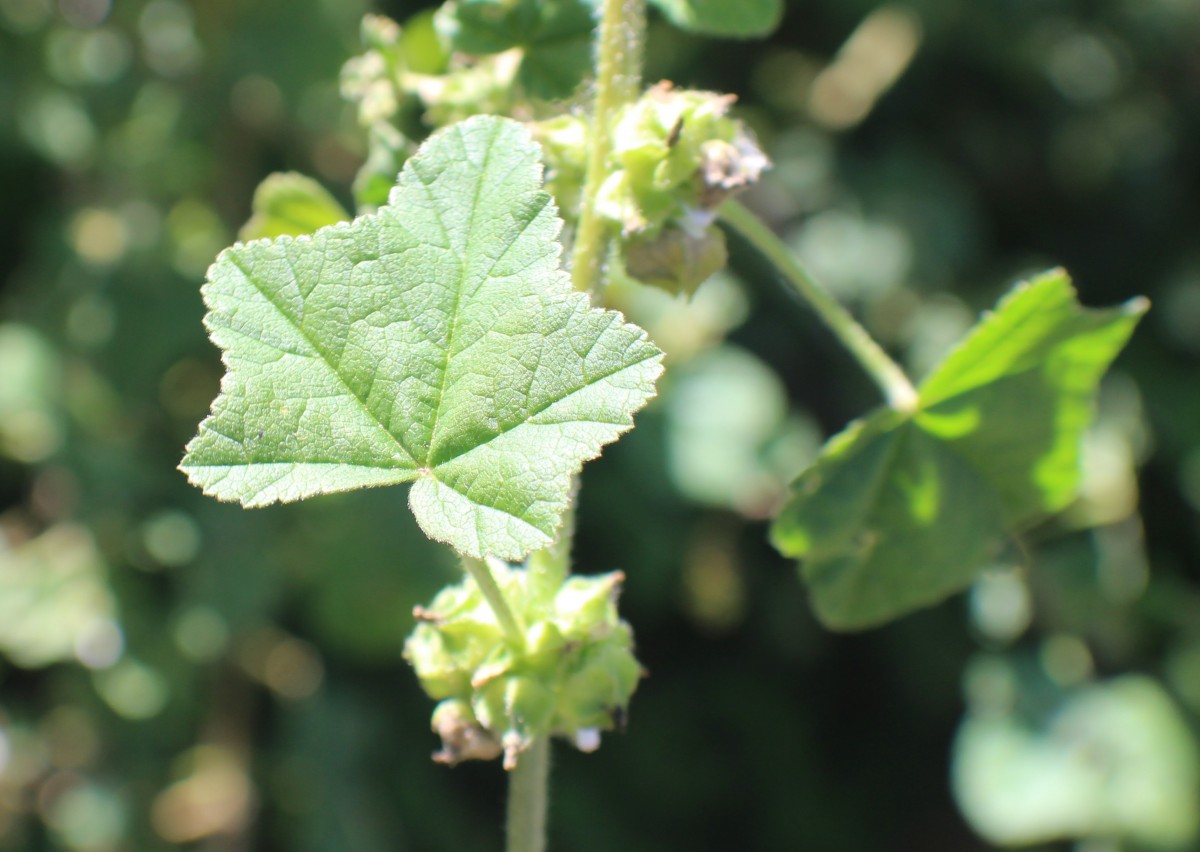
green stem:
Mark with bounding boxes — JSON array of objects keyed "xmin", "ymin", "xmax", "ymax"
[
  {"xmin": 505, "ymin": 483, "xmax": 576, "ymax": 852},
  {"xmin": 720, "ymin": 199, "xmax": 919, "ymax": 412},
  {"xmin": 570, "ymin": 0, "xmax": 647, "ymax": 295},
  {"xmin": 506, "ymin": 737, "xmax": 551, "ymax": 852},
  {"xmin": 461, "ymin": 556, "xmax": 525, "ymax": 648},
  {"xmin": 527, "ymin": 482, "xmax": 576, "ymax": 605},
  {"xmin": 506, "ymin": 7, "xmax": 647, "ymax": 850},
  {"xmin": 615, "ymin": 0, "xmax": 646, "ymax": 103}
]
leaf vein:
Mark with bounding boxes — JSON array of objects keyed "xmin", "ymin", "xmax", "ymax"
[
  {"xmin": 426, "ymin": 119, "xmax": 505, "ymax": 463},
  {"xmin": 224, "ymin": 251, "xmax": 419, "ymax": 469},
  {"xmin": 433, "ymin": 341, "xmax": 659, "ymax": 468}
]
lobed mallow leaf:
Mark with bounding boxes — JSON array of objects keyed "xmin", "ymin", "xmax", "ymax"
[
  {"xmin": 181, "ymin": 116, "xmax": 663, "ymax": 560},
  {"xmin": 770, "ymin": 270, "xmax": 1146, "ymax": 630}
]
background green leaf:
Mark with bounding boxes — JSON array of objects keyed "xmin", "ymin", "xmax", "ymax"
[
  {"xmin": 181, "ymin": 116, "xmax": 662, "ymax": 559},
  {"xmin": 437, "ymin": 0, "xmax": 597, "ymax": 99},
  {"xmin": 238, "ymin": 172, "xmax": 350, "ymax": 241},
  {"xmin": 771, "ymin": 270, "xmax": 1146, "ymax": 629},
  {"xmin": 649, "ymin": 0, "xmax": 782, "ymax": 38}
]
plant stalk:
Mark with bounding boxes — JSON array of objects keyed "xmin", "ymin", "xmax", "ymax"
[
  {"xmin": 527, "ymin": 481, "xmax": 576, "ymax": 605},
  {"xmin": 506, "ymin": 736, "xmax": 551, "ymax": 852},
  {"xmin": 509, "ymin": 5, "xmax": 647, "ymax": 850},
  {"xmin": 461, "ymin": 555, "xmax": 525, "ymax": 648},
  {"xmin": 570, "ymin": 0, "xmax": 647, "ymax": 295},
  {"xmin": 720, "ymin": 199, "xmax": 919, "ymax": 412},
  {"xmin": 502, "ymin": 481, "xmax": 577, "ymax": 852}
]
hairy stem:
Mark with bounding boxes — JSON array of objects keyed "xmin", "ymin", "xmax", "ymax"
[
  {"xmin": 509, "ymin": 5, "xmax": 647, "ymax": 850},
  {"xmin": 614, "ymin": 0, "xmax": 646, "ymax": 102},
  {"xmin": 570, "ymin": 0, "xmax": 647, "ymax": 295},
  {"xmin": 720, "ymin": 199, "xmax": 919, "ymax": 412},
  {"xmin": 502, "ymin": 484, "xmax": 576, "ymax": 852},
  {"xmin": 461, "ymin": 555, "xmax": 525, "ymax": 648},
  {"xmin": 527, "ymin": 483, "xmax": 576, "ymax": 605},
  {"xmin": 506, "ymin": 737, "xmax": 551, "ymax": 852}
]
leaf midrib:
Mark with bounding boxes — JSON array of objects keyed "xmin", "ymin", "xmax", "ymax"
[{"xmin": 425, "ymin": 119, "xmax": 501, "ymax": 469}]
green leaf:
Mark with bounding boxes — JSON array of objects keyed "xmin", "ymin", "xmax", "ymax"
[
  {"xmin": 436, "ymin": 0, "xmax": 596, "ymax": 99},
  {"xmin": 181, "ymin": 116, "xmax": 663, "ymax": 560},
  {"xmin": 239, "ymin": 173, "xmax": 351, "ymax": 241},
  {"xmin": 649, "ymin": 0, "xmax": 782, "ymax": 37},
  {"xmin": 770, "ymin": 269, "xmax": 1146, "ymax": 630}
]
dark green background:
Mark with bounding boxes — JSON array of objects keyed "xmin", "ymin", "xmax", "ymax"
[{"xmin": 2, "ymin": 0, "xmax": 1198, "ymax": 849}]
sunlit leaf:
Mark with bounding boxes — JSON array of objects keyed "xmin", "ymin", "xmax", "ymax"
[
  {"xmin": 182, "ymin": 116, "xmax": 663, "ymax": 560},
  {"xmin": 771, "ymin": 270, "xmax": 1146, "ymax": 629},
  {"xmin": 239, "ymin": 172, "xmax": 351, "ymax": 241},
  {"xmin": 649, "ymin": 0, "xmax": 782, "ymax": 37}
]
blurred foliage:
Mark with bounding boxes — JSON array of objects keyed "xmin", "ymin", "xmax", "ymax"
[{"xmin": 1, "ymin": 0, "xmax": 1198, "ymax": 850}]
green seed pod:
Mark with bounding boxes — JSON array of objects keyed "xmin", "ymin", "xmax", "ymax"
[
  {"xmin": 404, "ymin": 621, "xmax": 471, "ymax": 700},
  {"xmin": 623, "ymin": 224, "xmax": 729, "ymax": 297},
  {"xmin": 599, "ymin": 82, "xmax": 770, "ymax": 295},
  {"xmin": 553, "ymin": 571, "xmax": 624, "ymax": 636},
  {"xmin": 406, "ymin": 562, "xmax": 643, "ymax": 767},
  {"xmin": 556, "ymin": 635, "xmax": 641, "ymax": 732},
  {"xmin": 524, "ymin": 619, "xmax": 567, "ymax": 669}
]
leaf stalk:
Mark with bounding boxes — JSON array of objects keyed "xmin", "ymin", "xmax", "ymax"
[
  {"xmin": 461, "ymin": 555, "xmax": 526, "ymax": 648},
  {"xmin": 720, "ymin": 199, "xmax": 919, "ymax": 412},
  {"xmin": 527, "ymin": 482, "xmax": 576, "ymax": 604}
]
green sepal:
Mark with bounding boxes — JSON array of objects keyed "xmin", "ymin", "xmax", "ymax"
[
  {"xmin": 553, "ymin": 571, "xmax": 624, "ymax": 639},
  {"xmin": 524, "ymin": 620, "xmax": 567, "ymax": 667},
  {"xmin": 558, "ymin": 639, "xmax": 641, "ymax": 730},
  {"xmin": 623, "ymin": 224, "xmax": 728, "ymax": 296}
]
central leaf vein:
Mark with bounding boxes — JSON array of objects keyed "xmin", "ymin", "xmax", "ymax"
[{"xmin": 424, "ymin": 122, "xmax": 502, "ymax": 468}]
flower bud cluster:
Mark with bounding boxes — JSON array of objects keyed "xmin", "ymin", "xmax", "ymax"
[
  {"xmin": 405, "ymin": 562, "xmax": 641, "ymax": 769},
  {"xmin": 605, "ymin": 82, "xmax": 769, "ymax": 295},
  {"xmin": 534, "ymin": 82, "xmax": 770, "ymax": 295}
]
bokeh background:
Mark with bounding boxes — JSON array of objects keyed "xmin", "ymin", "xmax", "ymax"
[{"xmin": 2, "ymin": 0, "xmax": 1200, "ymax": 849}]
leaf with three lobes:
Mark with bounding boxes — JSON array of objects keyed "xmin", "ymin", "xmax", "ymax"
[
  {"xmin": 180, "ymin": 116, "xmax": 663, "ymax": 560},
  {"xmin": 239, "ymin": 172, "xmax": 350, "ymax": 241},
  {"xmin": 770, "ymin": 269, "xmax": 1146, "ymax": 630},
  {"xmin": 649, "ymin": 0, "xmax": 782, "ymax": 37}
]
